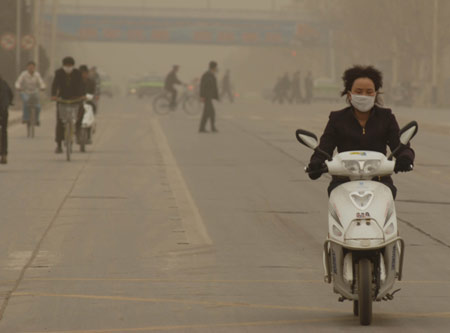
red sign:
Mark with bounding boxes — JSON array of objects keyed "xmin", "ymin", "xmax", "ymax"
[
  {"xmin": 21, "ymin": 35, "xmax": 35, "ymax": 50},
  {"xmin": 1, "ymin": 33, "xmax": 16, "ymax": 51}
]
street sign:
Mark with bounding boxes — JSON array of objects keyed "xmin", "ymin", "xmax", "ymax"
[
  {"xmin": 1, "ymin": 33, "xmax": 16, "ymax": 51},
  {"xmin": 21, "ymin": 34, "xmax": 35, "ymax": 50}
]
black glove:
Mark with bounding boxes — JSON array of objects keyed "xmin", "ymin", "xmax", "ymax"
[
  {"xmin": 307, "ymin": 161, "xmax": 325, "ymax": 180},
  {"xmin": 394, "ymin": 156, "xmax": 413, "ymax": 173}
]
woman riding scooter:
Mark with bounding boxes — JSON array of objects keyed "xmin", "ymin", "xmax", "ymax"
[{"xmin": 307, "ymin": 65, "xmax": 415, "ymax": 198}]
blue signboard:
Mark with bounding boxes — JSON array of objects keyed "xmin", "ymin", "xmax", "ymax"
[{"xmin": 48, "ymin": 14, "xmax": 324, "ymax": 46}]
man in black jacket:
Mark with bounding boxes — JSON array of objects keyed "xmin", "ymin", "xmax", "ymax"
[
  {"xmin": 199, "ymin": 61, "xmax": 219, "ymax": 133},
  {"xmin": 0, "ymin": 75, "xmax": 13, "ymax": 164},
  {"xmin": 51, "ymin": 57, "xmax": 84, "ymax": 153}
]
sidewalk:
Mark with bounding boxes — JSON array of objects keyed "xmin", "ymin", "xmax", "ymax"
[{"xmin": 8, "ymin": 109, "xmax": 23, "ymax": 126}]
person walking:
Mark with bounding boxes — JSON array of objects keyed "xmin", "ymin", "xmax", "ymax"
[
  {"xmin": 290, "ymin": 71, "xmax": 302, "ymax": 104},
  {"xmin": 0, "ymin": 75, "xmax": 14, "ymax": 164},
  {"xmin": 199, "ymin": 61, "xmax": 219, "ymax": 133},
  {"xmin": 220, "ymin": 69, "xmax": 234, "ymax": 103},
  {"xmin": 305, "ymin": 71, "xmax": 314, "ymax": 104}
]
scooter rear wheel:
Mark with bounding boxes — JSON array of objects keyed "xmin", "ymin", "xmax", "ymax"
[{"xmin": 358, "ymin": 258, "xmax": 373, "ymax": 325}]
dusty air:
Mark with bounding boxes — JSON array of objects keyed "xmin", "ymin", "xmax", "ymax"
[{"xmin": 0, "ymin": 0, "xmax": 448, "ymax": 330}]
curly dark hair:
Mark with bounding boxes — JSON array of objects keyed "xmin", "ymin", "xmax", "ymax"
[{"xmin": 341, "ymin": 65, "xmax": 383, "ymax": 97}]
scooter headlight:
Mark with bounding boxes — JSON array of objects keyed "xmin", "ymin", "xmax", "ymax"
[
  {"xmin": 342, "ymin": 160, "xmax": 361, "ymax": 174},
  {"xmin": 362, "ymin": 160, "xmax": 381, "ymax": 174}
]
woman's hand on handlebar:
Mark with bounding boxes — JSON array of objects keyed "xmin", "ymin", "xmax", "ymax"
[{"xmin": 306, "ymin": 161, "xmax": 327, "ymax": 180}]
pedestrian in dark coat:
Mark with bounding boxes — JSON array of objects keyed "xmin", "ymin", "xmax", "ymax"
[
  {"xmin": 290, "ymin": 71, "xmax": 302, "ymax": 104},
  {"xmin": 220, "ymin": 69, "xmax": 234, "ymax": 103},
  {"xmin": 199, "ymin": 61, "xmax": 219, "ymax": 133},
  {"xmin": 304, "ymin": 71, "xmax": 314, "ymax": 103},
  {"xmin": 0, "ymin": 75, "xmax": 13, "ymax": 164}
]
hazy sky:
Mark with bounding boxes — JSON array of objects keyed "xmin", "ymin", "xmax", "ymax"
[{"xmin": 51, "ymin": 0, "xmax": 295, "ymax": 91}]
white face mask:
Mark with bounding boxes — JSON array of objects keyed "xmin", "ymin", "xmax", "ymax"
[
  {"xmin": 63, "ymin": 66, "xmax": 73, "ymax": 74},
  {"xmin": 350, "ymin": 93, "xmax": 375, "ymax": 112}
]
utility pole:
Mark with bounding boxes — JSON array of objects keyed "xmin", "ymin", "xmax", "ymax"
[
  {"xmin": 391, "ymin": 37, "xmax": 398, "ymax": 88},
  {"xmin": 15, "ymin": 0, "xmax": 22, "ymax": 78},
  {"xmin": 431, "ymin": 0, "xmax": 439, "ymax": 105},
  {"xmin": 328, "ymin": 30, "xmax": 336, "ymax": 81},
  {"xmin": 49, "ymin": 0, "xmax": 58, "ymax": 75},
  {"xmin": 33, "ymin": 0, "xmax": 41, "ymax": 68}
]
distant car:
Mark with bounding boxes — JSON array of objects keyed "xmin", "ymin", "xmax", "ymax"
[
  {"xmin": 313, "ymin": 78, "xmax": 342, "ymax": 102},
  {"xmin": 100, "ymin": 74, "xmax": 115, "ymax": 98},
  {"xmin": 127, "ymin": 75, "xmax": 164, "ymax": 98}
]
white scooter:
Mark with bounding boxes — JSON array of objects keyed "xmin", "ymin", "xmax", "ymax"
[
  {"xmin": 79, "ymin": 94, "xmax": 96, "ymax": 152},
  {"xmin": 295, "ymin": 121, "xmax": 418, "ymax": 326}
]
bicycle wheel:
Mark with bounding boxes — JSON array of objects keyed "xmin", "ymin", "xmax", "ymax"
[
  {"xmin": 152, "ymin": 95, "xmax": 171, "ymax": 115},
  {"xmin": 29, "ymin": 107, "xmax": 35, "ymax": 138},
  {"xmin": 80, "ymin": 127, "xmax": 87, "ymax": 153},
  {"xmin": 65, "ymin": 121, "xmax": 72, "ymax": 161},
  {"xmin": 183, "ymin": 96, "xmax": 201, "ymax": 115}
]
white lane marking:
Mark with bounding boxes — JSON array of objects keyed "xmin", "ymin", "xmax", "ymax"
[
  {"xmin": 150, "ymin": 117, "xmax": 212, "ymax": 247},
  {"xmin": 6, "ymin": 250, "xmax": 58, "ymax": 270},
  {"xmin": 6, "ymin": 251, "xmax": 32, "ymax": 270}
]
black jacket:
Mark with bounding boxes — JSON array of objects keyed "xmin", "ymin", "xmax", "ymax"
[
  {"xmin": 200, "ymin": 70, "xmax": 219, "ymax": 100},
  {"xmin": 0, "ymin": 78, "xmax": 13, "ymax": 113},
  {"xmin": 82, "ymin": 77, "xmax": 96, "ymax": 95},
  {"xmin": 310, "ymin": 105, "xmax": 415, "ymax": 164},
  {"xmin": 164, "ymin": 70, "xmax": 181, "ymax": 90},
  {"xmin": 51, "ymin": 68, "xmax": 83, "ymax": 100}
]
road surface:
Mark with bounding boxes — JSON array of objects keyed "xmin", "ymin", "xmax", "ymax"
[{"xmin": 0, "ymin": 97, "xmax": 449, "ymax": 332}]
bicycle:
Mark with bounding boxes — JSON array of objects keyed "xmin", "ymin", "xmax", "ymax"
[
  {"xmin": 25, "ymin": 93, "xmax": 39, "ymax": 138},
  {"xmin": 152, "ymin": 85, "xmax": 201, "ymax": 115},
  {"xmin": 56, "ymin": 98, "xmax": 83, "ymax": 161}
]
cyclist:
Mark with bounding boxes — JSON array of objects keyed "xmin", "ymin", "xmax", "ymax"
[
  {"xmin": 164, "ymin": 65, "xmax": 183, "ymax": 110},
  {"xmin": 0, "ymin": 74, "xmax": 13, "ymax": 164},
  {"xmin": 15, "ymin": 61, "xmax": 46, "ymax": 125},
  {"xmin": 51, "ymin": 56, "xmax": 84, "ymax": 154}
]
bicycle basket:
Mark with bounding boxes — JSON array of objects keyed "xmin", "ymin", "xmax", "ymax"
[{"xmin": 58, "ymin": 103, "xmax": 79, "ymax": 123}]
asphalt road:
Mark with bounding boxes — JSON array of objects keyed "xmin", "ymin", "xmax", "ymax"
[{"xmin": 0, "ymin": 97, "xmax": 449, "ymax": 332}]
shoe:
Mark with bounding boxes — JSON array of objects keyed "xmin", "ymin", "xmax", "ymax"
[
  {"xmin": 55, "ymin": 146, "xmax": 63, "ymax": 154},
  {"xmin": 36, "ymin": 120, "xmax": 40, "ymax": 127},
  {"xmin": 0, "ymin": 155, "xmax": 7, "ymax": 164},
  {"xmin": 199, "ymin": 129, "xmax": 208, "ymax": 133},
  {"xmin": 212, "ymin": 128, "xmax": 218, "ymax": 133}
]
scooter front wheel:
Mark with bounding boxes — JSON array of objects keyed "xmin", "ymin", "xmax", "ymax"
[
  {"xmin": 358, "ymin": 258, "xmax": 373, "ymax": 325},
  {"xmin": 353, "ymin": 300, "xmax": 359, "ymax": 316}
]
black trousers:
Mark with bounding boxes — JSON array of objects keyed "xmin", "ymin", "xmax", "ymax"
[
  {"xmin": 168, "ymin": 88, "xmax": 177, "ymax": 108},
  {"xmin": 221, "ymin": 88, "xmax": 234, "ymax": 102},
  {"xmin": 0, "ymin": 111, "xmax": 8, "ymax": 155},
  {"xmin": 290, "ymin": 90, "xmax": 303, "ymax": 104},
  {"xmin": 199, "ymin": 99, "xmax": 216, "ymax": 131},
  {"xmin": 55, "ymin": 105, "xmax": 84, "ymax": 145}
]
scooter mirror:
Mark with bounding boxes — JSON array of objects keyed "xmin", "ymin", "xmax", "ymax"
[
  {"xmin": 296, "ymin": 129, "xmax": 319, "ymax": 150},
  {"xmin": 399, "ymin": 121, "xmax": 418, "ymax": 145}
]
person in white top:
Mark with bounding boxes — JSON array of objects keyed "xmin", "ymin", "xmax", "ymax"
[{"xmin": 15, "ymin": 61, "xmax": 46, "ymax": 125}]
